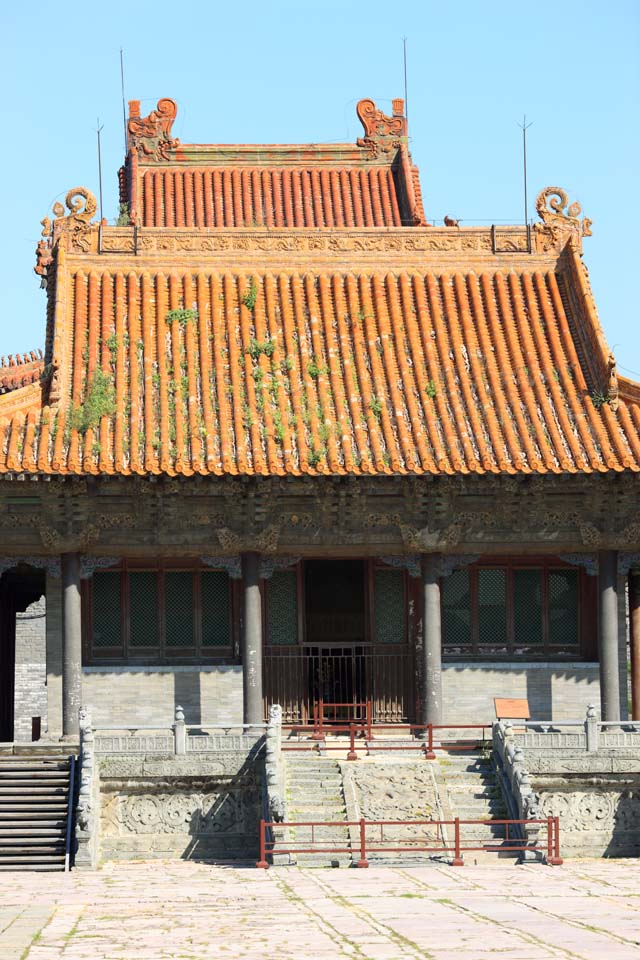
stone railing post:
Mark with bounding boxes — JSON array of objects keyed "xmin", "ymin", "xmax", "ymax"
[
  {"xmin": 585, "ymin": 703, "xmax": 599, "ymax": 753},
  {"xmin": 265, "ymin": 704, "xmax": 285, "ymax": 823},
  {"xmin": 75, "ymin": 706, "xmax": 100, "ymax": 869},
  {"xmin": 173, "ymin": 705, "xmax": 186, "ymax": 755}
]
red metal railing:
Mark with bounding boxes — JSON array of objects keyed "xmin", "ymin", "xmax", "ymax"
[
  {"xmin": 257, "ymin": 816, "xmax": 562, "ymax": 868},
  {"xmin": 282, "ymin": 718, "xmax": 491, "ymax": 760},
  {"xmin": 311, "ymin": 700, "xmax": 373, "ymax": 741}
]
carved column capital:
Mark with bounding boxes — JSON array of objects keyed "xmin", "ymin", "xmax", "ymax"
[
  {"xmin": 0, "ymin": 555, "xmax": 61, "ymax": 578},
  {"xmin": 79, "ymin": 556, "xmax": 119, "ymax": 579},
  {"xmin": 438, "ymin": 555, "xmax": 481, "ymax": 578},
  {"xmin": 380, "ymin": 555, "xmax": 421, "ymax": 578},
  {"xmin": 200, "ymin": 555, "xmax": 242, "ymax": 579},
  {"xmin": 259, "ymin": 556, "xmax": 300, "ymax": 580},
  {"xmin": 559, "ymin": 553, "xmax": 599, "ymax": 576},
  {"xmin": 619, "ymin": 553, "xmax": 640, "ymax": 576}
]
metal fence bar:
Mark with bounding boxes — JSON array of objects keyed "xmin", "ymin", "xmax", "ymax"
[
  {"xmin": 64, "ymin": 755, "xmax": 76, "ymax": 872},
  {"xmin": 256, "ymin": 816, "xmax": 560, "ymax": 869}
]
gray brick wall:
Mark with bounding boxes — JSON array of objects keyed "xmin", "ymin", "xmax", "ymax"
[
  {"xmin": 14, "ymin": 596, "xmax": 46, "ymax": 742},
  {"xmin": 442, "ymin": 662, "xmax": 601, "ymax": 723},
  {"xmin": 82, "ymin": 666, "xmax": 243, "ymax": 727}
]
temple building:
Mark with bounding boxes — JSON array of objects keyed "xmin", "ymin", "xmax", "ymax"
[{"xmin": 1, "ymin": 95, "xmax": 639, "ymax": 744}]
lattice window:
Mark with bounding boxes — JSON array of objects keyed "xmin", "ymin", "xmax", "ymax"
[
  {"xmin": 513, "ymin": 569, "xmax": 543, "ymax": 645},
  {"xmin": 129, "ymin": 572, "xmax": 158, "ymax": 647},
  {"xmin": 442, "ymin": 570, "xmax": 472, "ymax": 646},
  {"xmin": 165, "ymin": 572, "xmax": 194, "ymax": 648},
  {"xmin": 478, "ymin": 568, "xmax": 507, "ymax": 645},
  {"xmin": 548, "ymin": 570, "xmax": 578, "ymax": 646},
  {"xmin": 267, "ymin": 571, "xmax": 298, "ymax": 645},
  {"xmin": 374, "ymin": 568, "xmax": 405, "ymax": 644},
  {"xmin": 201, "ymin": 571, "xmax": 231, "ymax": 647},
  {"xmin": 92, "ymin": 572, "xmax": 121, "ymax": 649}
]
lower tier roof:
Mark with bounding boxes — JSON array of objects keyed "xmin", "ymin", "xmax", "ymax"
[{"xmin": 0, "ymin": 265, "xmax": 638, "ymax": 477}]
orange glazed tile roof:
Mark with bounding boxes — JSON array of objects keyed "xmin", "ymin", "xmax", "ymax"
[
  {"xmin": 0, "ymin": 351, "xmax": 43, "ymax": 394},
  {"xmin": 1, "ymin": 256, "xmax": 639, "ymax": 477},
  {"xmin": 120, "ymin": 98, "xmax": 427, "ymax": 228}
]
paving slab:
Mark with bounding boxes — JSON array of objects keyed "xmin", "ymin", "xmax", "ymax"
[{"xmin": 0, "ymin": 859, "xmax": 639, "ymax": 959}]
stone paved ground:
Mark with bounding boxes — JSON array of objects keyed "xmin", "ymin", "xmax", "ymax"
[{"xmin": 1, "ymin": 860, "xmax": 639, "ymax": 960}]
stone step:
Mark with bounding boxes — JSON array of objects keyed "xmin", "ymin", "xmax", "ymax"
[
  {"xmin": 0, "ymin": 854, "xmax": 65, "ymax": 865},
  {"xmin": 0, "ymin": 828, "xmax": 64, "ymax": 837},
  {"xmin": 0, "ymin": 805, "xmax": 68, "ymax": 814},
  {"xmin": 0, "ymin": 835, "xmax": 66, "ymax": 846},
  {"xmin": 0, "ymin": 769, "xmax": 69, "ymax": 778},
  {"xmin": 0, "ymin": 786, "xmax": 68, "ymax": 795},
  {"xmin": 0, "ymin": 863, "xmax": 64, "ymax": 871}
]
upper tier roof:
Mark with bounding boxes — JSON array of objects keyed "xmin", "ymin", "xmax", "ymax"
[{"xmin": 119, "ymin": 98, "xmax": 426, "ymax": 228}]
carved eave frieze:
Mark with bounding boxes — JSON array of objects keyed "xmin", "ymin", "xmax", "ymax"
[
  {"xmin": 0, "ymin": 473, "xmax": 637, "ymax": 555},
  {"xmin": 68, "ymin": 224, "xmax": 564, "ymax": 266}
]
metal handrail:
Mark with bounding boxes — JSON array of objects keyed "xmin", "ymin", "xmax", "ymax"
[
  {"xmin": 64, "ymin": 755, "xmax": 76, "ymax": 872},
  {"xmin": 256, "ymin": 815, "xmax": 562, "ymax": 869}
]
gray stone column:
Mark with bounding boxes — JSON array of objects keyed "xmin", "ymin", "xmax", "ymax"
[
  {"xmin": 241, "ymin": 551, "xmax": 263, "ymax": 727},
  {"xmin": 598, "ymin": 550, "xmax": 620, "ymax": 722},
  {"xmin": 61, "ymin": 552, "xmax": 82, "ymax": 740},
  {"xmin": 420, "ymin": 553, "xmax": 442, "ymax": 726},
  {"xmin": 630, "ymin": 570, "xmax": 640, "ymax": 722}
]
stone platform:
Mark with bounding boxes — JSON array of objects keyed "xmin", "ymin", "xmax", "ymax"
[{"xmin": 1, "ymin": 859, "xmax": 639, "ymax": 959}]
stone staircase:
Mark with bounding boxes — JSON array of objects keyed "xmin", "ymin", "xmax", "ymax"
[
  {"xmin": 284, "ymin": 756, "xmax": 352, "ymax": 866},
  {"xmin": 437, "ymin": 749, "xmax": 514, "ymax": 859},
  {"xmin": 0, "ymin": 754, "xmax": 75, "ymax": 871}
]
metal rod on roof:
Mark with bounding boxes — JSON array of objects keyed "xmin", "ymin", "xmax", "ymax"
[
  {"xmin": 403, "ymin": 37, "xmax": 409, "ymax": 123},
  {"xmin": 96, "ymin": 119, "xmax": 104, "ymax": 224},
  {"xmin": 517, "ymin": 115, "xmax": 533, "ymax": 227},
  {"xmin": 120, "ymin": 48, "xmax": 127, "ymax": 154}
]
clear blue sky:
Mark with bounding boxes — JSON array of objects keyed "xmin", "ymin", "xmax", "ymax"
[{"xmin": 3, "ymin": 1, "xmax": 639, "ymax": 376}]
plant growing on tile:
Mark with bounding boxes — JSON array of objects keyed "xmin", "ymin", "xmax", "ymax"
[
  {"xmin": 591, "ymin": 389, "xmax": 611, "ymax": 409},
  {"xmin": 116, "ymin": 202, "xmax": 130, "ymax": 226},
  {"xmin": 166, "ymin": 307, "xmax": 198, "ymax": 325},
  {"xmin": 369, "ymin": 396, "xmax": 383, "ymax": 419},
  {"xmin": 241, "ymin": 278, "xmax": 258, "ymax": 311},
  {"xmin": 246, "ymin": 337, "xmax": 276, "ymax": 360},
  {"xmin": 69, "ymin": 368, "xmax": 116, "ymax": 434},
  {"xmin": 425, "ymin": 379, "xmax": 437, "ymax": 399}
]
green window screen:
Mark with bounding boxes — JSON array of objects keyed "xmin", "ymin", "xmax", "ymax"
[
  {"xmin": 267, "ymin": 571, "xmax": 298, "ymax": 645},
  {"xmin": 442, "ymin": 569, "xmax": 472, "ymax": 645},
  {"xmin": 548, "ymin": 570, "xmax": 579, "ymax": 646},
  {"xmin": 514, "ymin": 569, "xmax": 543, "ymax": 644},
  {"xmin": 129, "ymin": 572, "xmax": 158, "ymax": 647},
  {"xmin": 374, "ymin": 568, "xmax": 405, "ymax": 643},
  {"xmin": 165, "ymin": 572, "xmax": 194, "ymax": 647},
  {"xmin": 201, "ymin": 571, "xmax": 231, "ymax": 647},
  {"xmin": 478, "ymin": 568, "xmax": 507, "ymax": 645},
  {"xmin": 92, "ymin": 572, "xmax": 121, "ymax": 649}
]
